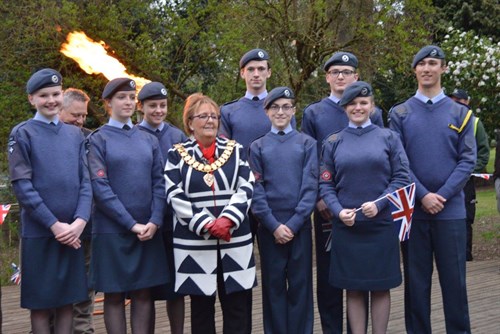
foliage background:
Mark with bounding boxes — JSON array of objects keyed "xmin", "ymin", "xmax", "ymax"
[{"xmin": 0, "ymin": 0, "xmax": 498, "ymax": 267}]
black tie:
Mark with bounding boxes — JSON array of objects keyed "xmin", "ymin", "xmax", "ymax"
[
  {"xmin": 357, "ymin": 126, "xmax": 362, "ymax": 129},
  {"xmin": 278, "ymin": 131, "xmax": 285, "ymax": 136},
  {"xmin": 50, "ymin": 122, "xmax": 56, "ymax": 126},
  {"xmin": 156, "ymin": 129, "xmax": 161, "ymax": 133},
  {"xmin": 426, "ymin": 99, "xmax": 433, "ymax": 105},
  {"xmin": 252, "ymin": 96, "xmax": 259, "ymax": 101},
  {"xmin": 123, "ymin": 124, "xmax": 131, "ymax": 130}
]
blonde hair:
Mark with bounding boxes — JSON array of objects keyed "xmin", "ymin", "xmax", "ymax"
[{"xmin": 182, "ymin": 93, "xmax": 220, "ymax": 135}]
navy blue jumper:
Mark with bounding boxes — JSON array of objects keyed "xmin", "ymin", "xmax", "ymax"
[
  {"xmin": 389, "ymin": 95, "xmax": 475, "ymax": 334},
  {"xmin": 8, "ymin": 118, "xmax": 91, "ymax": 309},
  {"xmin": 249, "ymin": 129, "xmax": 318, "ymax": 334}
]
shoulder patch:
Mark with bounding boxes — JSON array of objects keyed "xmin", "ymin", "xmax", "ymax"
[
  {"xmin": 325, "ymin": 129, "xmax": 343, "ymax": 143},
  {"xmin": 391, "ymin": 101, "xmax": 408, "ymax": 117},
  {"xmin": 221, "ymin": 99, "xmax": 239, "ymax": 107}
]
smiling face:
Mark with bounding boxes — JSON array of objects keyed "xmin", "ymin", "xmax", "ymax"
[
  {"xmin": 240, "ymin": 60, "xmax": 271, "ymax": 95},
  {"xmin": 60, "ymin": 100, "xmax": 88, "ymax": 128},
  {"xmin": 107, "ymin": 91, "xmax": 136, "ymax": 123},
  {"xmin": 141, "ymin": 99, "xmax": 167, "ymax": 128},
  {"xmin": 266, "ymin": 97, "xmax": 295, "ymax": 131},
  {"xmin": 414, "ymin": 57, "xmax": 446, "ymax": 91},
  {"xmin": 344, "ymin": 96, "xmax": 374, "ymax": 127},
  {"xmin": 188, "ymin": 102, "xmax": 220, "ymax": 144},
  {"xmin": 326, "ymin": 65, "xmax": 358, "ymax": 98},
  {"xmin": 28, "ymin": 86, "xmax": 63, "ymax": 119}
]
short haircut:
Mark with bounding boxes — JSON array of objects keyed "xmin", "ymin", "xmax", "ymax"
[{"xmin": 63, "ymin": 88, "xmax": 90, "ymax": 108}]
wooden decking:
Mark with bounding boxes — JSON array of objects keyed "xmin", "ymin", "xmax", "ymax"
[{"xmin": 2, "ymin": 259, "xmax": 498, "ymax": 333}]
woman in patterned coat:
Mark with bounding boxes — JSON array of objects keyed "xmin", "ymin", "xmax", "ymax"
[{"xmin": 164, "ymin": 93, "xmax": 256, "ymax": 334}]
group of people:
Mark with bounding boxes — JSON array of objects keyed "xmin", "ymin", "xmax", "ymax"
[{"xmin": 8, "ymin": 44, "xmax": 481, "ymax": 334}]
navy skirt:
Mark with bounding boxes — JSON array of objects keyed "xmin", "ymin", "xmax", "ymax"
[
  {"xmin": 90, "ymin": 231, "xmax": 169, "ymax": 293},
  {"xmin": 151, "ymin": 230, "xmax": 184, "ymax": 300},
  {"xmin": 329, "ymin": 219, "xmax": 402, "ymax": 291},
  {"xmin": 21, "ymin": 237, "xmax": 88, "ymax": 309}
]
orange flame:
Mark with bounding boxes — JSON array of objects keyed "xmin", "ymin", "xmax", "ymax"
[{"xmin": 60, "ymin": 31, "xmax": 150, "ymax": 92}]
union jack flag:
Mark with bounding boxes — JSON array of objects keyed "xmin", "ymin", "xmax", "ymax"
[
  {"xmin": 471, "ymin": 173, "xmax": 492, "ymax": 180},
  {"xmin": 10, "ymin": 263, "xmax": 21, "ymax": 285},
  {"xmin": 1, "ymin": 204, "xmax": 11, "ymax": 225},
  {"xmin": 387, "ymin": 183, "xmax": 415, "ymax": 242}
]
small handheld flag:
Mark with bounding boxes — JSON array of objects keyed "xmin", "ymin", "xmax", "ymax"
[
  {"xmin": 11, "ymin": 263, "xmax": 21, "ymax": 285},
  {"xmin": 387, "ymin": 183, "xmax": 416, "ymax": 242},
  {"xmin": 471, "ymin": 173, "xmax": 492, "ymax": 180},
  {"xmin": 1, "ymin": 204, "xmax": 11, "ymax": 225}
]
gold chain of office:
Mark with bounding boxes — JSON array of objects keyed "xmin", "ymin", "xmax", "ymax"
[{"xmin": 173, "ymin": 140, "xmax": 236, "ymax": 173}]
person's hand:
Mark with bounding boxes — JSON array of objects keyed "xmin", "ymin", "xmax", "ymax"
[
  {"xmin": 316, "ymin": 199, "xmax": 333, "ymax": 221},
  {"xmin": 52, "ymin": 221, "xmax": 82, "ymax": 249},
  {"xmin": 273, "ymin": 224, "xmax": 294, "ymax": 244},
  {"xmin": 137, "ymin": 222, "xmax": 159, "ymax": 241},
  {"xmin": 421, "ymin": 193, "xmax": 446, "ymax": 215},
  {"xmin": 131, "ymin": 223, "xmax": 146, "ymax": 235},
  {"xmin": 339, "ymin": 209, "xmax": 356, "ymax": 226},
  {"xmin": 208, "ymin": 217, "xmax": 234, "ymax": 242},
  {"xmin": 361, "ymin": 201, "xmax": 378, "ymax": 218}
]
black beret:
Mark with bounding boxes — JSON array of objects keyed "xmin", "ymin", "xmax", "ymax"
[
  {"xmin": 450, "ymin": 88, "xmax": 469, "ymax": 100},
  {"xmin": 263, "ymin": 86, "xmax": 295, "ymax": 109},
  {"xmin": 412, "ymin": 45, "xmax": 445, "ymax": 68},
  {"xmin": 339, "ymin": 81, "xmax": 373, "ymax": 107},
  {"xmin": 26, "ymin": 68, "xmax": 62, "ymax": 94},
  {"xmin": 102, "ymin": 78, "xmax": 136, "ymax": 99},
  {"xmin": 138, "ymin": 82, "xmax": 167, "ymax": 102},
  {"xmin": 239, "ymin": 48, "xmax": 269, "ymax": 69},
  {"xmin": 323, "ymin": 52, "xmax": 358, "ymax": 71}
]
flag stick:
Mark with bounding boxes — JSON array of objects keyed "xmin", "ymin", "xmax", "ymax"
[{"xmin": 354, "ymin": 193, "xmax": 388, "ymax": 212}]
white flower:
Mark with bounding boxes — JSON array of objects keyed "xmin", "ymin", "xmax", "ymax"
[
  {"xmin": 478, "ymin": 81, "xmax": 485, "ymax": 87},
  {"xmin": 476, "ymin": 108, "xmax": 481, "ymax": 113},
  {"xmin": 481, "ymin": 97, "xmax": 488, "ymax": 103},
  {"xmin": 482, "ymin": 74, "xmax": 489, "ymax": 80},
  {"xmin": 453, "ymin": 69, "xmax": 460, "ymax": 75},
  {"xmin": 445, "ymin": 35, "xmax": 450, "ymax": 39}
]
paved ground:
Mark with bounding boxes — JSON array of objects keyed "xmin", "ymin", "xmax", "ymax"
[{"xmin": 1, "ymin": 259, "xmax": 498, "ymax": 333}]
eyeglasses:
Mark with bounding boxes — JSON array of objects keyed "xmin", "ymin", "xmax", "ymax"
[
  {"xmin": 268, "ymin": 104, "xmax": 295, "ymax": 113},
  {"xmin": 327, "ymin": 70, "xmax": 356, "ymax": 77},
  {"xmin": 190, "ymin": 113, "xmax": 221, "ymax": 120}
]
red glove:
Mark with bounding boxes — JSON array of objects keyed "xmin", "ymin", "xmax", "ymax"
[{"xmin": 208, "ymin": 217, "xmax": 234, "ymax": 242}]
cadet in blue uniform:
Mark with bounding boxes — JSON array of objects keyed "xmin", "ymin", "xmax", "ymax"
[
  {"xmin": 137, "ymin": 82, "xmax": 187, "ymax": 334},
  {"xmin": 219, "ymin": 49, "xmax": 297, "ymax": 158},
  {"xmin": 8, "ymin": 69, "xmax": 92, "ymax": 333},
  {"xmin": 87, "ymin": 78, "xmax": 168, "ymax": 333},
  {"xmin": 302, "ymin": 52, "xmax": 381, "ymax": 333},
  {"xmin": 249, "ymin": 87, "xmax": 317, "ymax": 334},
  {"xmin": 320, "ymin": 82, "xmax": 410, "ymax": 334},
  {"xmin": 389, "ymin": 46, "xmax": 475, "ymax": 333}
]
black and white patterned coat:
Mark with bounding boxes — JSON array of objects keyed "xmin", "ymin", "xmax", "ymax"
[{"xmin": 165, "ymin": 136, "xmax": 256, "ymax": 296}]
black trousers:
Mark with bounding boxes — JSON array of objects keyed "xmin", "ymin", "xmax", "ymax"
[
  {"xmin": 190, "ymin": 251, "xmax": 252, "ymax": 334},
  {"xmin": 463, "ymin": 177, "xmax": 476, "ymax": 261}
]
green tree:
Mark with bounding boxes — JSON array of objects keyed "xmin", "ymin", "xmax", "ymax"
[{"xmin": 441, "ymin": 27, "xmax": 499, "ymax": 137}]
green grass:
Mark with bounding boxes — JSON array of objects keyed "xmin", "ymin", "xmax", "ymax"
[
  {"xmin": 486, "ymin": 147, "xmax": 496, "ymax": 174},
  {"xmin": 476, "ymin": 188, "xmax": 498, "ymax": 218}
]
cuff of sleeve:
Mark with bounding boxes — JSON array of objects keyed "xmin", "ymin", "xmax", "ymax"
[
  {"xmin": 285, "ymin": 214, "xmax": 304, "ymax": 234},
  {"xmin": 375, "ymin": 198, "xmax": 388, "ymax": 212},
  {"xmin": 32, "ymin": 205, "xmax": 58, "ymax": 229},
  {"xmin": 260, "ymin": 213, "xmax": 281, "ymax": 233}
]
